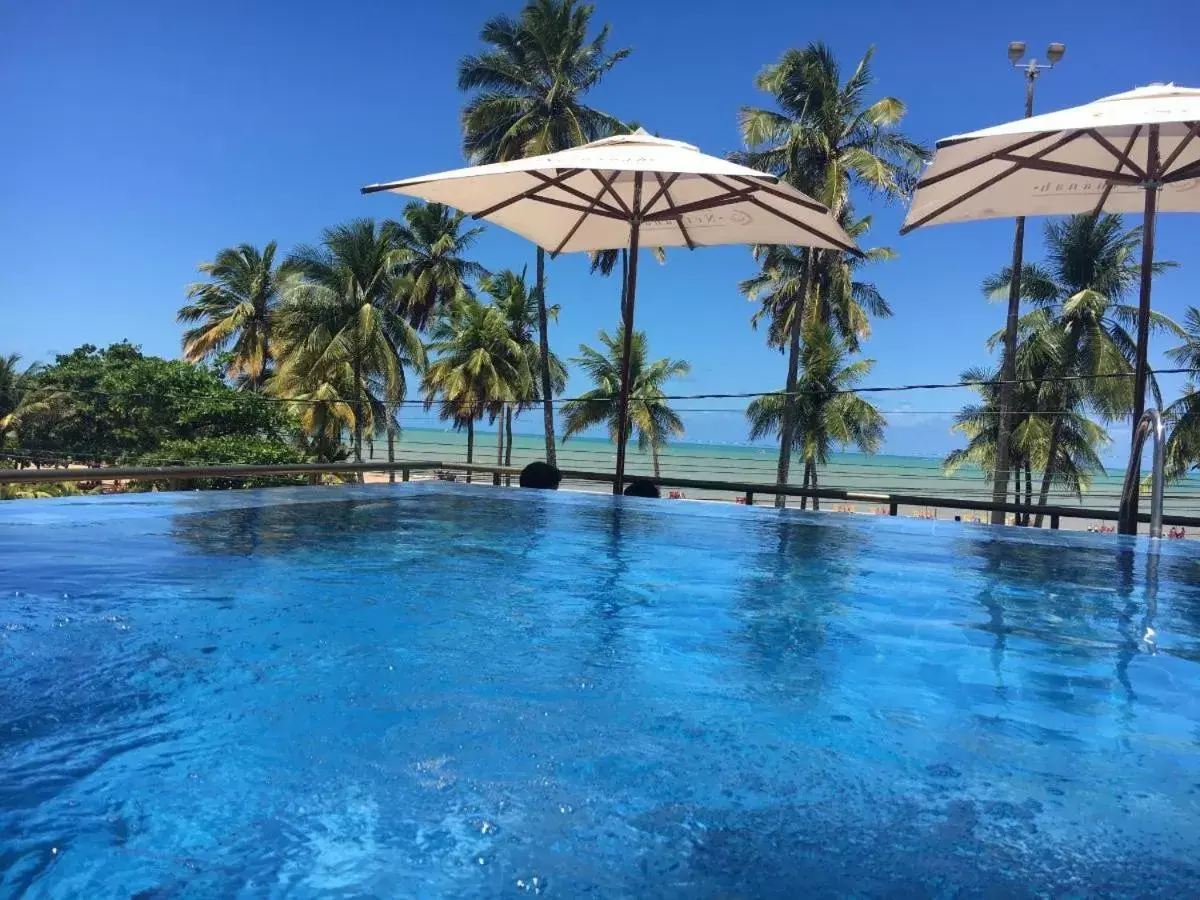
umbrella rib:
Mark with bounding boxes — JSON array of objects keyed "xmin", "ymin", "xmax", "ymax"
[
  {"xmin": 993, "ymin": 154, "xmax": 1143, "ymax": 183},
  {"xmin": 1091, "ymin": 126, "xmax": 1142, "ymax": 216},
  {"xmin": 651, "ymin": 172, "xmax": 696, "ymax": 250},
  {"xmin": 1087, "ymin": 129, "xmax": 1148, "ymax": 180},
  {"xmin": 1164, "ymin": 157, "xmax": 1200, "ymax": 183},
  {"xmin": 1159, "ymin": 121, "xmax": 1200, "ymax": 175},
  {"xmin": 704, "ymin": 174, "xmax": 860, "ymax": 256},
  {"xmin": 472, "ymin": 169, "xmax": 585, "ymax": 219},
  {"xmin": 727, "ymin": 176, "xmax": 830, "ymax": 215},
  {"xmin": 594, "ymin": 171, "xmax": 632, "ymax": 216},
  {"xmin": 916, "ymin": 132, "xmax": 1053, "ymax": 189},
  {"xmin": 549, "ymin": 170, "xmax": 623, "ymax": 258},
  {"xmin": 527, "ymin": 193, "xmax": 626, "ymax": 219},
  {"xmin": 901, "ymin": 130, "xmax": 1088, "ymax": 234},
  {"xmin": 642, "ymin": 185, "xmax": 756, "ymax": 220},
  {"xmin": 640, "ymin": 172, "xmax": 682, "ymax": 217},
  {"xmin": 530, "ymin": 171, "xmax": 625, "ymax": 217}
]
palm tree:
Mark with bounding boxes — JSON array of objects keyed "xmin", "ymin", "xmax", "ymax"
[
  {"xmin": 983, "ymin": 214, "xmax": 1181, "ymax": 523},
  {"xmin": 178, "ymin": 242, "xmax": 289, "ymax": 390},
  {"xmin": 560, "ymin": 326, "xmax": 689, "ymax": 478},
  {"xmin": 746, "ymin": 325, "xmax": 885, "ymax": 510},
  {"xmin": 0, "ymin": 354, "xmax": 28, "ymax": 447},
  {"xmin": 737, "ymin": 42, "xmax": 926, "ymax": 506},
  {"xmin": 458, "ymin": 0, "xmax": 631, "ymax": 465},
  {"xmin": 423, "ymin": 297, "xmax": 531, "ymax": 479},
  {"xmin": 273, "ymin": 220, "xmax": 425, "ymax": 477},
  {"xmin": 0, "ymin": 354, "xmax": 21, "ymax": 423},
  {"xmin": 742, "ymin": 207, "xmax": 894, "ymax": 354},
  {"xmin": 390, "ymin": 201, "xmax": 489, "ymax": 330},
  {"xmin": 482, "ymin": 268, "xmax": 566, "ymax": 468},
  {"xmin": 1165, "ymin": 306, "xmax": 1200, "ymax": 479}
]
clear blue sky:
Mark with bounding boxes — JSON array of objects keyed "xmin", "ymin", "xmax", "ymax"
[{"xmin": 3, "ymin": 0, "xmax": 1197, "ymax": 460}]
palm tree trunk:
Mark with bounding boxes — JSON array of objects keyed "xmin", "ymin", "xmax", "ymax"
[
  {"xmin": 466, "ymin": 416, "xmax": 474, "ymax": 484},
  {"xmin": 352, "ymin": 355, "xmax": 365, "ymax": 483},
  {"xmin": 1033, "ymin": 417, "xmax": 1063, "ymax": 528},
  {"xmin": 810, "ymin": 459, "xmax": 820, "ymax": 511},
  {"xmin": 651, "ymin": 442, "xmax": 661, "ymax": 479},
  {"xmin": 496, "ymin": 405, "xmax": 505, "ymax": 465},
  {"xmin": 774, "ymin": 250, "xmax": 813, "ymax": 509},
  {"xmin": 504, "ymin": 406, "xmax": 514, "ymax": 486},
  {"xmin": 387, "ymin": 404, "xmax": 397, "ymax": 485},
  {"xmin": 1024, "ymin": 461, "xmax": 1033, "ymax": 527},
  {"xmin": 799, "ymin": 458, "xmax": 809, "ymax": 510},
  {"xmin": 535, "ymin": 247, "xmax": 557, "ymax": 466}
]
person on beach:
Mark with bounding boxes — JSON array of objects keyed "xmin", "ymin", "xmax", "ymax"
[{"xmin": 519, "ymin": 462, "xmax": 562, "ymax": 490}]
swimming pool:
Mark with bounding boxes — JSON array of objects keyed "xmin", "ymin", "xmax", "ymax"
[{"xmin": 2, "ymin": 483, "xmax": 1199, "ymax": 897}]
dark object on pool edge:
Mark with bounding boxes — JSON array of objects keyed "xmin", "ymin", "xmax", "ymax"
[
  {"xmin": 519, "ymin": 461, "xmax": 562, "ymax": 490},
  {"xmin": 623, "ymin": 480, "xmax": 660, "ymax": 499}
]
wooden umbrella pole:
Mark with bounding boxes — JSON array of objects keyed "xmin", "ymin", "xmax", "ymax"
[
  {"xmin": 613, "ymin": 172, "xmax": 644, "ymax": 495},
  {"xmin": 1130, "ymin": 125, "xmax": 1160, "ymax": 441},
  {"xmin": 1122, "ymin": 126, "xmax": 1160, "ymax": 535}
]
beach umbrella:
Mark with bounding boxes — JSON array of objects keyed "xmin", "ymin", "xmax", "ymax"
[
  {"xmin": 364, "ymin": 130, "xmax": 857, "ymax": 493},
  {"xmin": 902, "ymin": 83, "xmax": 1200, "ymax": 447}
]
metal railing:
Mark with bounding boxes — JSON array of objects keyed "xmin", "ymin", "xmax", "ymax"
[
  {"xmin": 1118, "ymin": 409, "xmax": 1166, "ymax": 538},
  {"xmin": 3, "ymin": 459, "xmax": 1198, "ymax": 533}
]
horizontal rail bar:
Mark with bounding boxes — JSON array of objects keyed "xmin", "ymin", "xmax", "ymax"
[
  {"xmin": 4, "ymin": 460, "xmax": 1198, "ymax": 529},
  {"xmin": 0, "ymin": 461, "xmax": 445, "ymax": 483}
]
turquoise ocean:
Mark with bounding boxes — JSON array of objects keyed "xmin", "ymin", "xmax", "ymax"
[{"xmin": 369, "ymin": 427, "xmax": 1200, "ymax": 528}]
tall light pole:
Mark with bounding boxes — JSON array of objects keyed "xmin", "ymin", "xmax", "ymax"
[{"xmin": 989, "ymin": 40, "xmax": 1066, "ymax": 525}]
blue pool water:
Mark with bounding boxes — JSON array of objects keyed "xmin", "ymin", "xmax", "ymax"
[{"xmin": 2, "ymin": 484, "xmax": 1200, "ymax": 897}]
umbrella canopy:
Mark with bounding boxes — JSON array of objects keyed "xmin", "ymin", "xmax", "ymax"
[
  {"xmin": 364, "ymin": 131, "xmax": 857, "ymax": 256},
  {"xmin": 901, "ymin": 84, "xmax": 1200, "ymax": 534},
  {"xmin": 365, "ymin": 130, "xmax": 856, "ymax": 493},
  {"xmin": 902, "ymin": 84, "xmax": 1200, "ymax": 228}
]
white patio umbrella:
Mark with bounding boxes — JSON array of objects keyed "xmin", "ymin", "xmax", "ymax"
[
  {"xmin": 902, "ymin": 83, "xmax": 1200, "ymax": 445},
  {"xmin": 364, "ymin": 130, "xmax": 857, "ymax": 493}
]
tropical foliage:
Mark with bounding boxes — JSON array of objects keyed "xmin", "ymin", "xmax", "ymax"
[
  {"xmin": 178, "ymin": 242, "xmax": 290, "ymax": 390},
  {"xmin": 482, "ymin": 268, "xmax": 567, "ymax": 466},
  {"xmin": 1, "ymin": 343, "xmax": 306, "ymax": 478},
  {"xmin": 1165, "ymin": 307, "xmax": 1200, "ymax": 480},
  {"xmin": 737, "ymin": 42, "xmax": 926, "ymax": 504},
  {"xmin": 391, "ymin": 202, "xmax": 488, "ymax": 330},
  {"xmin": 561, "ymin": 326, "xmax": 690, "ymax": 477},
  {"xmin": 746, "ymin": 324, "xmax": 885, "ymax": 508},
  {"xmin": 273, "ymin": 219, "xmax": 426, "ymax": 472},
  {"xmin": 957, "ymin": 213, "xmax": 1182, "ymax": 523},
  {"xmin": 422, "ymin": 296, "xmax": 532, "ymax": 472}
]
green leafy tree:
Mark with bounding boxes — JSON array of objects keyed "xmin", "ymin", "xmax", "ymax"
[
  {"xmin": 423, "ymin": 297, "xmax": 531, "ymax": 476},
  {"xmin": 746, "ymin": 325, "xmax": 885, "ymax": 510},
  {"xmin": 6, "ymin": 343, "xmax": 306, "ymax": 480},
  {"xmin": 560, "ymin": 326, "xmax": 689, "ymax": 478},
  {"xmin": 737, "ymin": 42, "xmax": 926, "ymax": 505},
  {"xmin": 178, "ymin": 242, "xmax": 290, "ymax": 390},
  {"xmin": 391, "ymin": 202, "xmax": 488, "ymax": 330},
  {"xmin": 458, "ymin": 0, "xmax": 631, "ymax": 464},
  {"xmin": 274, "ymin": 220, "xmax": 425, "ymax": 475}
]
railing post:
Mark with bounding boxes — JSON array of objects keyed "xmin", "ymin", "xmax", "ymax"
[
  {"xmin": 492, "ymin": 471, "xmax": 501, "ymax": 486},
  {"xmin": 401, "ymin": 467, "xmax": 410, "ymax": 483},
  {"xmin": 888, "ymin": 501, "xmax": 898, "ymax": 517},
  {"xmin": 1050, "ymin": 514, "xmax": 1060, "ymax": 530},
  {"xmin": 744, "ymin": 491, "xmax": 754, "ymax": 506}
]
